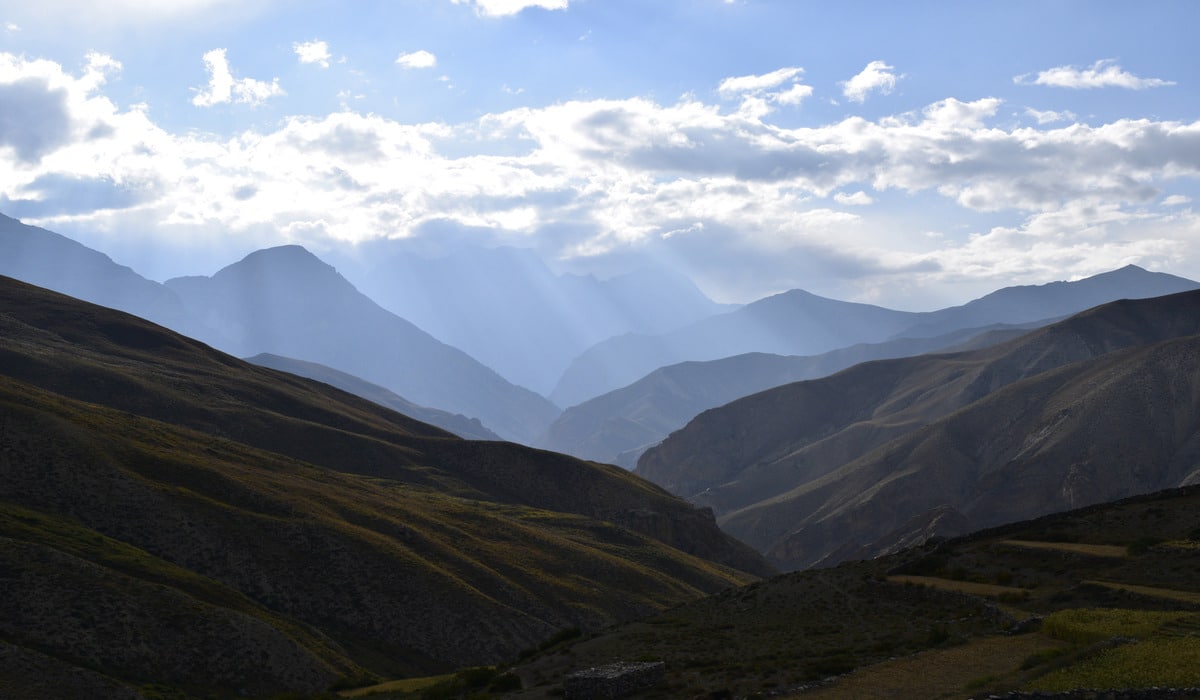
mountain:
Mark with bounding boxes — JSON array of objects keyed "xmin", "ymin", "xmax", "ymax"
[
  {"xmin": 165, "ymin": 245, "xmax": 560, "ymax": 444},
  {"xmin": 0, "ymin": 213, "xmax": 201, "ymax": 336},
  {"xmin": 246, "ymin": 352, "xmax": 502, "ymax": 441},
  {"xmin": 550, "ymin": 288, "xmax": 923, "ymax": 408},
  {"xmin": 539, "ymin": 321, "xmax": 1038, "ymax": 467},
  {"xmin": 894, "ymin": 264, "xmax": 1200, "ymax": 339},
  {"xmin": 331, "ymin": 243, "xmax": 733, "ymax": 396},
  {"xmin": 638, "ymin": 290, "xmax": 1200, "ymax": 570},
  {"xmin": 0, "ymin": 275, "xmax": 770, "ymax": 697},
  {"xmin": 551, "ymin": 265, "xmax": 1200, "ymax": 409}
]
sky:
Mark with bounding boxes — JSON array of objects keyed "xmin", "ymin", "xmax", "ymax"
[{"xmin": 0, "ymin": 0, "xmax": 1198, "ymax": 309}]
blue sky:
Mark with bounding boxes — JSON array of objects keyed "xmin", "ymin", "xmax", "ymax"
[{"xmin": 1, "ymin": 0, "xmax": 1198, "ymax": 308}]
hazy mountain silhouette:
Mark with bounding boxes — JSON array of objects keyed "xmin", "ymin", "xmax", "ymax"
[
  {"xmin": 551, "ymin": 289, "xmax": 922, "ymax": 408},
  {"xmin": 892, "ymin": 264, "xmax": 1200, "ymax": 339},
  {"xmin": 165, "ymin": 245, "xmax": 560, "ymax": 444},
  {"xmin": 246, "ymin": 352, "xmax": 501, "ymax": 440},
  {"xmin": 539, "ymin": 321, "xmax": 1039, "ymax": 467},
  {"xmin": 0, "ymin": 275, "xmax": 769, "ymax": 696},
  {"xmin": 553, "ymin": 265, "xmax": 1200, "ymax": 409},
  {"xmin": 0, "ymin": 213, "xmax": 206, "ymax": 338},
  {"xmin": 639, "ymin": 290, "xmax": 1200, "ymax": 570},
  {"xmin": 332, "ymin": 243, "xmax": 734, "ymax": 397}
]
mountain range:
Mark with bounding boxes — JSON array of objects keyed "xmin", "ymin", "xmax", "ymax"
[
  {"xmin": 330, "ymin": 243, "xmax": 734, "ymax": 396},
  {"xmin": 0, "ymin": 274, "xmax": 769, "ymax": 697},
  {"xmin": 638, "ymin": 290, "xmax": 1200, "ymax": 570},
  {"xmin": 542, "ymin": 265, "xmax": 1199, "ymax": 467}
]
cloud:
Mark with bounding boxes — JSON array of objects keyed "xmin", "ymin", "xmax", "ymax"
[
  {"xmin": 0, "ymin": 78, "xmax": 71, "ymax": 163},
  {"xmin": 1025, "ymin": 107, "xmax": 1076, "ymax": 125},
  {"xmin": 1015, "ymin": 59, "xmax": 1175, "ymax": 89},
  {"xmin": 842, "ymin": 60, "xmax": 898, "ymax": 103},
  {"xmin": 4, "ymin": 53, "xmax": 1200, "ymax": 304},
  {"xmin": 293, "ymin": 40, "xmax": 331, "ymax": 68},
  {"xmin": 4, "ymin": 21, "xmax": 18, "ymax": 33},
  {"xmin": 396, "ymin": 50, "xmax": 437, "ymax": 70},
  {"xmin": 191, "ymin": 48, "xmax": 285, "ymax": 107},
  {"xmin": 834, "ymin": 190, "xmax": 873, "ymax": 206},
  {"xmin": 718, "ymin": 67, "xmax": 811, "ymax": 110},
  {"xmin": 718, "ymin": 67, "xmax": 803, "ymax": 96},
  {"xmin": 451, "ymin": 0, "xmax": 569, "ymax": 17}
]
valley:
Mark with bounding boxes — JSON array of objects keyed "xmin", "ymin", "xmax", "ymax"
[{"xmin": 2, "ymin": 216, "xmax": 1200, "ymax": 698}]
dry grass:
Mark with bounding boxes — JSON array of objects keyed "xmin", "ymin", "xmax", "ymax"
[
  {"xmin": 790, "ymin": 634, "xmax": 1065, "ymax": 699},
  {"xmin": 337, "ymin": 674, "xmax": 452, "ymax": 697},
  {"xmin": 887, "ymin": 575, "xmax": 1028, "ymax": 598},
  {"xmin": 999, "ymin": 540, "xmax": 1129, "ymax": 558}
]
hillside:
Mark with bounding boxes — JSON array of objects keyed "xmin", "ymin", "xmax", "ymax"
[
  {"xmin": 497, "ymin": 485, "xmax": 1200, "ymax": 699},
  {"xmin": 246, "ymin": 352, "xmax": 502, "ymax": 441},
  {"xmin": 540, "ymin": 321, "xmax": 1036, "ymax": 467},
  {"xmin": 165, "ymin": 245, "xmax": 560, "ymax": 444},
  {"xmin": 639, "ymin": 290, "xmax": 1200, "ymax": 570},
  {"xmin": 0, "ymin": 276, "xmax": 769, "ymax": 698}
]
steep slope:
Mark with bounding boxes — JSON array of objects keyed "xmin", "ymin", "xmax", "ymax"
[
  {"xmin": 540, "ymin": 321, "xmax": 1037, "ymax": 467},
  {"xmin": 165, "ymin": 245, "xmax": 559, "ymax": 444},
  {"xmin": 246, "ymin": 352, "xmax": 501, "ymax": 441},
  {"xmin": 0, "ymin": 276, "xmax": 770, "ymax": 697},
  {"xmin": 551, "ymin": 289, "xmax": 922, "ymax": 407},
  {"xmin": 332, "ymin": 244, "xmax": 733, "ymax": 395},
  {"xmin": 638, "ymin": 291, "xmax": 1200, "ymax": 570}
]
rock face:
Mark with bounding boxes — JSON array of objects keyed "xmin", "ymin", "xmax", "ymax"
[{"xmin": 638, "ymin": 291, "xmax": 1200, "ymax": 570}]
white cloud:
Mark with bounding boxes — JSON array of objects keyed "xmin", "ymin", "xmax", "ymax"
[
  {"xmin": 842, "ymin": 60, "xmax": 898, "ymax": 103},
  {"xmin": 4, "ymin": 54, "xmax": 1200, "ymax": 304},
  {"xmin": 293, "ymin": 40, "xmax": 331, "ymax": 68},
  {"xmin": 718, "ymin": 67, "xmax": 803, "ymax": 96},
  {"xmin": 396, "ymin": 50, "xmax": 437, "ymax": 70},
  {"xmin": 1016, "ymin": 59, "xmax": 1175, "ymax": 89},
  {"xmin": 191, "ymin": 48, "xmax": 284, "ymax": 107},
  {"xmin": 1024, "ymin": 107, "xmax": 1076, "ymax": 125},
  {"xmin": 835, "ymin": 191, "xmax": 873, "ymax": 206},
  {"xmin": 718, "ymin": 67, "xmax": 811, "ymax": 110},
  {"xmin": 4, "ymin": 21, "xmax": 19, "ymax": 33},
  {"xmin": 451, "ymin": 0, "xmax": 568, "ymax": 17}
]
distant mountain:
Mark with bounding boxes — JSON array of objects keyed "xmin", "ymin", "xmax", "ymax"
[
  {"xmin": 0, "ymin": 213, "xmax": 201, "ymax": 337},
  {"xmin": 540, "ymin": 322, "xmax": 1038, "ymax": 467},
  {"xmin": 893, "ymin": 264, "xmax": 1200, "ymax": 340},
  {"xmin": 639, "ymin": 290, "xmax": 1200, "ymax": 570},
  {"xmin": 165, "ymin": 245, "xmax": 560, "ymax": 444},
  {"xmin": 0, "ymin": 275, "xmax": 769, "ymax": 697},
  {"xmin": 552, "ymin": 266, "xmax": 1200, "ymax": 409},
  {"xmin": 551, "ymin": 289, "xmax": 923, "ymax": 408},
  {"xmin": 246, "ymin": 352, "xmax": 502, "ymax": 441},
  {"xmin": 331, "ymin": 243, "xmax": 734, "ymax": 396}
]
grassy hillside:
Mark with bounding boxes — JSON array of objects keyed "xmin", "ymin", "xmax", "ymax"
[
  {"xmin": 487, "ymin": 486, "xmax": 1200, "ymax": 699},
  {"xmin": 638, "ymin": 290, "xmax": 1200, "ymax": 570},
  {"xmin": 0, "ymin": 276, "xmax": 768, "ymax": 698}
]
